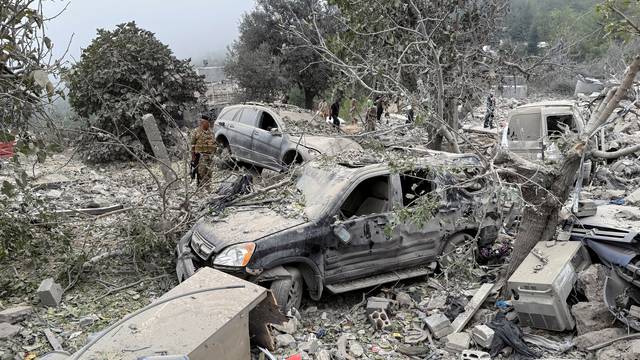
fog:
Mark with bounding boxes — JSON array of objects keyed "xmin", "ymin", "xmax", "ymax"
[{"xmin": 43, "ymin": 0, "xmax": 255, "ymax": 64}]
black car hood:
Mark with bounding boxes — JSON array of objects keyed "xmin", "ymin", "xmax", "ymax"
[{"xmin": 192, "ymin": 208, "xmax": 306, "ymax": 252}]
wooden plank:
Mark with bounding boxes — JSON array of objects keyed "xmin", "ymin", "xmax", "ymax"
[{"xmin": 451, "ymin": 283, "xmax": 494, "ymax": 333}]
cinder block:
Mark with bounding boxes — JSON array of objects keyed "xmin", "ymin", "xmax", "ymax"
[
  {"xmin": 369, "ymin": 309, "xmax": 391, "ymax": 330},
  {"xmin": 366, "ymin": 297, "xmax": 392, "ymax": 314},
  {"xmin": 445, "ymin": 332, "xmax": 470, "ymax": 352},
  {"xmin": 37, "ymin": 278, "xmax": 63, "ymax": 307},
  {"xmin": 471, "ymin": 325, "xmax": 494, "ymax": 349},
  {"xmin": 424, "ymin": 313, "xmax": 453, "ymax": 339}
]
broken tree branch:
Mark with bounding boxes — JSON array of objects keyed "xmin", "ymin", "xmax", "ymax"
[{"xmin": 592, "ymin": 143, "xmax": 640, "ymax": 159}]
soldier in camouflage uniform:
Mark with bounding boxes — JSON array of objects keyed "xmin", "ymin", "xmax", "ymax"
[
  {"xmin": 191, "ymin": 115, "xmax": 217, "ymax": 187},
  {"xmin": 365, "ymin": 99, "xmax": 377, "ymax": 132}
]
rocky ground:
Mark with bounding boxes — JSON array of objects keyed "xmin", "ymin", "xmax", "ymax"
[{"xmin": 1, "ymin": 93, "xmax": 639, "ymax": 359}]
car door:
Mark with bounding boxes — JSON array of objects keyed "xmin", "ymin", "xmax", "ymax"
[
  {"xmin": 506, "ymin": 108, "xmax": 543, "ymax": 160},
  {"xmin": 229, "ymin": 107, "xmax": 259, "ymax": 160},
  {"xmin": 324, "ymin": 174, "xmax": 403, "ymax": 284},
  {"xmin": 251, "ymin": 110, "xmax": 284, "ymax": 170},
  {"xmin": 390, "ymin": 170, "xmax": 449, "ymax": 268}
]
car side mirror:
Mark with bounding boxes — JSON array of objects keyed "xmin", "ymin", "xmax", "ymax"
[
  {"xmin": 333, "ymin": 223, "xmax": 351, "ymax": 244},
  {"xmin": 270, "ymin": 128, "xmax": 281, "ymax": 136}
]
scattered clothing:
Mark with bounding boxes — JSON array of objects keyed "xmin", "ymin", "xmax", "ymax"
[{"xmin": 487, "ymin": 312, "xmax": 538, "ymax": 358}]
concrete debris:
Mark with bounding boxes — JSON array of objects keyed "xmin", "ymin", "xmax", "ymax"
[
  {"xmin": 0, "ymin": 323, "xmax": 20, "ymax": 339},
  {"xmin": 471, "ymin": 324, "xmax": 494, "ymax": 349},
  {"xmin": 573, "ymin": 327, "xmax": 627, "ymax": 351},
  {"xmin": 460, "ymin": 349, "xmax": 491, "ymax": 360},
  {"xmin": 576, "ymin": 264, "xmax": 607, "ymax": 303},
  {"xmin": 349, "ymin": 340, "xmax": 364, "ymax": 357},
  {"xmin": 425, "ymin": 313, "xmax": 453, "ymax": 339},
  {"xmin": 78, "ymin": 314, "xmax": 99, "ymax": 328},
  {"xmin": 272, "ymin": 318, "xmax": 298, "ymax": 334},
  {"xmin": 445, "ymin": 332, "xmax": 471, "ymax": 352},
  {"xmin": 298, "ymin": 335, "xmax": 319, "ymax": 354},
  {"xmin": 571, "ymin": 301, "xmax": 616, "ymax": 335},
  {"xmin": 627, "ymin": 187, "xmax": 640, "ymax": 205},
  {"xmin": 366, "ymin": 296, "xmax": 392, "ymax": 314},
  {"xmin": 625, "ymin": 340, "xmax": 640, "ymax": 360},
  {"xmin": 315, "ymin": 349, "xmax": 331, "ymax": 360},
  {"xmin": 276, "ymin": 333, "xmax": 296, "ymax": 348},
  {"xmin": 44, "ymin": 328, "xmax": 64, "ymax": 351},
  {"xmin": 395, "ymin": 291, "xmax": 412, "ymax": 307},
  {"xmin": 0, "ymin": 305, "xmax": 32, "ymax": 323},
  {"xmin": 37, "ymin": 278, "xmax": 64, "ymax": 307},
  {"xmin": 426, "ymin": 294, "xmax": 447, "ymax": 311}
]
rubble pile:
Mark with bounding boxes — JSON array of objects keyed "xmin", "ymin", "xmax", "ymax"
[{"xmin": 2, "ymin": 88, "xmax": 640, "ymax": 360}]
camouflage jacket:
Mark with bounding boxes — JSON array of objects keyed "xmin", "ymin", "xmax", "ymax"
[{"xmin": 191, "ymin": 128, "xmax": 216, "ymax": 154}]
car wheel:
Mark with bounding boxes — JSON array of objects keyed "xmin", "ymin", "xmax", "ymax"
[
  {"xmin": 439, "ymin": 232, "xmax": 477, "ymax": 269},
  {"xmin": 270, "ymin": 267, "xmax": 303, "ymax": 313}
]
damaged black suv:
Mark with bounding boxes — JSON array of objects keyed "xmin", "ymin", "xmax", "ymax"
[{"xmin": 176, "ymin": 150, "xmax": 500, "ymax": 311}]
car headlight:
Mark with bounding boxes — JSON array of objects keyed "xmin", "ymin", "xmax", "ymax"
[{"xmin": 213, "ymin": 242, "xmax": 256, "ymax": 267}]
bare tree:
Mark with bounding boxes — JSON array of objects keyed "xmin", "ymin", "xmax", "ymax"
[{"xmin": 283, "ymin": 0, "xmax": 640, "ymax": 281}]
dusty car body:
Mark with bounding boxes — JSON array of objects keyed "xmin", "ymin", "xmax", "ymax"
[
  {"xmin": 503, "ymin": 100, "xmax": 586, "ymax": 161},
  {"xmin": 176, "ymin": 150, "xmax": 501, "ymax": 310},
  {"xmin": 503, "ymin": 100, "xmax": 598, "ymax": 183},
  {"xmin": 213, "ymin": 103, "xmax": 362, "ymax": 171}
]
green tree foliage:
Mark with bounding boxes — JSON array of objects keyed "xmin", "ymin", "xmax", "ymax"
[
  {"xmin": 66, "ymin": 22, "xmax": 205, "ymax": 160},
  {"xmin": 225, "ymin": 0, "xmax": 335, "ymax": 109},
  {"xmin": 505, "ymin": 0, "xmax": 608, "ymax": 61},
  {"xmin": 0, "ymin": 0, "xmax": 60, "ymax": 130},
  {"xmin": 598, "ymin": 0, "xmax": 640, "ymax": 38}
]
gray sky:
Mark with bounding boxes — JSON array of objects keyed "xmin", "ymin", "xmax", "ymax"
[{"xmin": 43, "ymin": 0, "xmax": 255, "ymax": 64}]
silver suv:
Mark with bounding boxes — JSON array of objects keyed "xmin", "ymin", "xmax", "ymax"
[{"xmin": 213, "ymin": 103, "xmax": 362, "ymax": 171}]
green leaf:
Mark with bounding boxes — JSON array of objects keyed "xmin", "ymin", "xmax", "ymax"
[{"xmin": 1, "ymin": 181, "xmax": 16, "ymax": 197}]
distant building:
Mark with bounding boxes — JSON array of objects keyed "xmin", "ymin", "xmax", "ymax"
[{"xmin": 195, "ymin": 66, "xmax": 238, "ymax": 108}]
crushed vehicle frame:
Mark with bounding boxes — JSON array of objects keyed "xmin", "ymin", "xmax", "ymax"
[
  {"xmin": 177, "ymin": 150, "xmax": 501, "ymax": 311},
  {"xmin": 565, "ymin": 204, "xmax": 640, "ymax": 330},
  {"xmin": 213, "ymin": 103, "xmax": 362, "ymax": 172}
]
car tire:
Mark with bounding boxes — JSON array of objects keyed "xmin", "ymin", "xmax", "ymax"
[
  {"xmin": 270, "ymin": 267, "xmax": 303, "ymax": 313},
  {"xmin": 439, "ymin": 232, "xmax": 476, "ymax": 269}
]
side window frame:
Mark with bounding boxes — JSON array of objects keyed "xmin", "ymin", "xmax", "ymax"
[
  {"xmin": 399, "ymin": 170, "xmax": 436, "ymax": 208},
  {"xmin": 336, "ymin": 174, "xmax": 391, "ymax": 220},
  {"xmin": 238, "ymin": 108, "xmax": 259, "ymax": 127},
  {"xmin": 257, "ymin": 111, "xmax": 280, "ymax": 131}
]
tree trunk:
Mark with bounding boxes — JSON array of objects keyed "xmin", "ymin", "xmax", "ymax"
[
  {"xmin": 303, "ymin": 88, "xmax": 316, "ymax": 110},
  {"xmin": 505, "ymin": 55, "xmax": 640, "ymax": 280},
  {"xmin": 505, "ymin": 153, "xmax": 582, "ymax": 280}
]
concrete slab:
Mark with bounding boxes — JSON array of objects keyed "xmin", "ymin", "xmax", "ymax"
[{"xmin": 76, "ymin": 268, "xmax": 272, "ymax": 360}]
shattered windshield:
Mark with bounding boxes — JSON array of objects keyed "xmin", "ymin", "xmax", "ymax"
[{"xmin": 295, "ymin": 163, "xmax": 351, "ymax": 220}]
